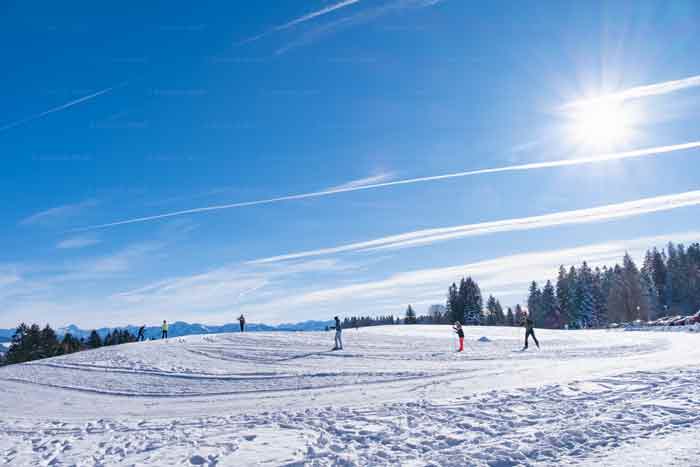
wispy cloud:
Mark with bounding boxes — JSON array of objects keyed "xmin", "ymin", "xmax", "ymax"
[
  {"xmin": 253, "ymin": 231, "xmax": 700, "ymax": 311},
  {"xmin": 564, "ymin": 74, "xmax": 700, "ymax": 109},
  {"xmin": 250, "ymin": 190, "xmax": 700, "ymax": 263},
  {"xmin": 75, "ymin": 141, "xmax": 700, "ymax": 231},
  {"xmin": 0, "ymin": 82, "xmax": 127, "ymax": 133},
  {"xmin": 56, "ymin": 235, "xmax": 100, "ymax": 249},
  {"xmin": 48, "ymin": 242, "xmax": 165, "ymax": 284},
  {"xmin": 237, "ymin": 0, "xmax": 362, "ymax": 45},
  {"xmin": 20, "ymin": 199, "xmax": 98, "ymax": 227},
  {"xmin": 326, "ymin": 172, "xmax": 396, "ymax": 191}
]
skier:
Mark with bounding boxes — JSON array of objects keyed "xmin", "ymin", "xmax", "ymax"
[
  {"xmin": 137, "ymin": 325, "xmax": 145, "ymax": 342},
  {"xmin": 453, "ymin": 321, "xmax": 464, "ymax": 352},
  {"xmin": 522, "ymin": 315, "xmax": 540, "ymax": 350},
  {"xmin": 161, "ymin": 320, "xmax": 169, "ymax": 339},
  {"xmin": 331, "ymin": 316, "xmax": 343, "ymax": 350},
  {"xmin": 238, "ymin": 314, "xmax": 246, "ymax": 333}
]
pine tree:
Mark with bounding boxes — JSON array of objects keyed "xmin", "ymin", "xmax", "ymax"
[
  {"xmin": 527, "ymin": 281, "xmax": 542, "ymax": 325},
  {"xmin": 608, "ymin": 255, "xmax": 647, "ymax": 323},
  {"xmin": 541, "ymin": 280, "xmax": 560, "ymax": 328},
  {"xmin": 665, "ymin": 242, "xmax": 678, "ymax": 309},
  {"xmin": 61, "ymin": 333, "xmax": 81, "ymax": 354},
  {"xmin": 650, "ymin": 247, "xmax": 668, "ymax": 310},
  {"xmin": 39, "ymin": 325, "xmax": 60, "ymax": 358},
  {"xmin": 486, "ymin": 295, "xmax": 498, "ymax": 325},
  {"xmin": 514, "ymin": 304, "xmax": 526, "ymax": 325},
  {"xmin": 591, "ymin": 267, "xmax": 608, "ymax": 326},
  {"xmin": 5, "ymin": 323, "xmax": 30, "ymax": 364},
  {"xmin": 446, "ymin": 282, "xmax": 461, "ymax": 323},
  {"xmin": 405, "ymin": 305, "xmax": 417, "ymax": 324},
  {"xmin": 556, "ymin": 266, "xmax": 573, "ymax": 326},
  {"xmin": 576, "ymin": 262, "xmax": 595, "ymax": 327},
  {"xmin": 494, "ymin": 299, "xmax": 505, "ymax": 325},
  {"xmin": 463, "ymin": 277, "xmax": 483, "ymax": 324},
  {"xmin": 87, "ymin": 330, "xmax": 102, "ymax": 349},
  {"xmin": 506, "ymin": 307, "xmax": 515, "ymax": 326}
]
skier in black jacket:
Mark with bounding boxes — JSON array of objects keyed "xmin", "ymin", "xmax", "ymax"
[
  {"xmin": 331, "ymin": 316, "xmax": 343, "ymax": 350},
  {"xmin": 523, "ymin": 316, "xmax": 540, "ymax": 350}
]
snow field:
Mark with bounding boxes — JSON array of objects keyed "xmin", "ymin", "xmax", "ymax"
[{"xmin": 1, "ymin": 325, "xmax": 699, "ymax": 466}]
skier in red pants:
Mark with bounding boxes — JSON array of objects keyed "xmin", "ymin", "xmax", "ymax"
[{"xmin": 453, "ymin": 321, "xmax": 464, "ymax": 352}]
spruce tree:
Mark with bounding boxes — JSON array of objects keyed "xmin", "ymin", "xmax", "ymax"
[
  {"xmin": 541, "ymin": 280, "xmax": 560, "ymax": 328},
  {"xmin": 567, "ymin": 266, "xmax": 579, "ymax": 325},
  {"xmin": 591, "ymin": 267, "xmax": 608, "ymax": 326},
  {"xmin": 514, "ymin": 304, "xmax": 526, "ymax": 324},
  {"xmin": 39, "ymin": 325, "xmax": 60, "ymax": 358},
  {"xmin": 486, "ymin": 295, "xmax": 498, "ymax": 325},
  {"xmin": 463, "ymin": 277, "xmax": 483, "ymax": 324},
  {"xmin": 650, "ymin": 248, "xmax": 668, "ymax": 309},
  {"xmin": 405, "ymin": 305, "xmax": 417, "ymax": 324},
  {"xmin": 87, "ymin": 330, "xmax": 102, "ymax": 349},
  {"xmin": 494, "ymin": 299, "xmax": 505, "ymax": 324},
  {"xmin": 527, "ymin": 281, "xmax": 542, "ymax": 324},
  {"xmin": 576, "ymin": 262, "xmax": 595, "ymax": 327},
  {"xmin": 556, "ymin": 266, "xmax": 573, "ymax": 326},
  {"xmin": 446, "ymin": 283, "xmax": 461, "ymax": 323}
]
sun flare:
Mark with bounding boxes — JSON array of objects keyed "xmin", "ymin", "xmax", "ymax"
[{"xmin": 567, "ymin": 99, "xmax": 635, "ymax": 149}]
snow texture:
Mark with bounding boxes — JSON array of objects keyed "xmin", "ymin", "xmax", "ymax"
[{"xmin": 1, "ymin": 325, "xmax": 699, "ymax": 466}]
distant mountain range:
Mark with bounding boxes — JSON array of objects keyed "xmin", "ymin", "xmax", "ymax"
[{"xmin": 0, "ymin": 320, "xmax": 334, "ymax": 342}]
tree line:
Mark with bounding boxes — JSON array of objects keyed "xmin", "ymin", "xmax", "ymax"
[
  {"xmin": 432, "ymin": 240, "xmax": 700, "ymax": 329},
  {"xmin": 0, "ymin": 323, "xmax": 137, "ymax": 366},
  {"xmin": 339, "ymin": 315, "xmax": 399, "ymax": 329},
  {"xmin": 527, "ymin": 242, "xmax": 700, "ymax": 328}
]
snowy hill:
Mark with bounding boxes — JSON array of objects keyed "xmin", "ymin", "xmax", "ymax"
[{"xmin": 1, "ymin": 325, "xmax": 700, "ymax": 465}]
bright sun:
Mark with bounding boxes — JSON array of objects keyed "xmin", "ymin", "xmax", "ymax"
[{"xmin": 567, "ymin": 99, "xmax": 635, "ymax": 149}]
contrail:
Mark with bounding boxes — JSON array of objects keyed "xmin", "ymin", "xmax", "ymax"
[
  {"xmin": 564, "ymin": 74, "xmax": 700, "ymax": 108},
  {"xmin": 75, "ymin": 140, "xmax": 700, "ymax": 231},
  {"xmin": 237, "ymin": 0, "xmax": 362, "ymax": 45},
  {"xmin": 250, "ymin": 189, "xmax": 700, "ymax": 264},
  {"xmin": 0, "ymin": 82, "xmax": 127, "ymax": 133},
  {"xmin": 1, "ymin": 83, "xmax": 127, "ymax": 132}
]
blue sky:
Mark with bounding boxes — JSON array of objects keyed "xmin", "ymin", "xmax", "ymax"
[{"xmin": 2, "ymin": 0, "xmax": 700, "ymax": 327}]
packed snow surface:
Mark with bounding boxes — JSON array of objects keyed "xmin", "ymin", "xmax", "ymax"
[{"xmin": 1, "ymin": 325, "xmax": 699, "ymax": 466}]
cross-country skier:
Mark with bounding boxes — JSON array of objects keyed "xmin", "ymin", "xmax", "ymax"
[
  {"xmin": 331, "ymin": 316, "xmax": 343, "ymax": 350},
  {"xmin": 523, "ymin": 316, "xmax": 540, "ymax": 350},
  {"xmin": 161, "ymin": 320, "xmax": 168, "ymax": 339},
  {"xmin": 137, "ymin": 325, "xmax": 145, "ymax": 341},
  {"xmin": 453, "ymin": 321, "xmax": 464, "ymax": 352},
  {"xmin": 238, "ymin": 314, "xmax": 246, "ymax": 333}
]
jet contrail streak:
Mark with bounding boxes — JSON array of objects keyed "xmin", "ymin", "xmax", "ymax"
[
  {"xmin": 75, "ymin": 140, "xmax": 700, "ymax": 231},
  {"xmin": 236, "ymin": 0, "xmax": 361, "ymax": 45},
  {"xmin": 564, "ymin": 74, "xmax": 700, "ymax": 108},
  {"xmin": 250, "ymin": 190, "xmax": 700, "ymax": 264},
  {"xmin": 0, "ymin": 82, "xmax": 127, "ymax": 133}
]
